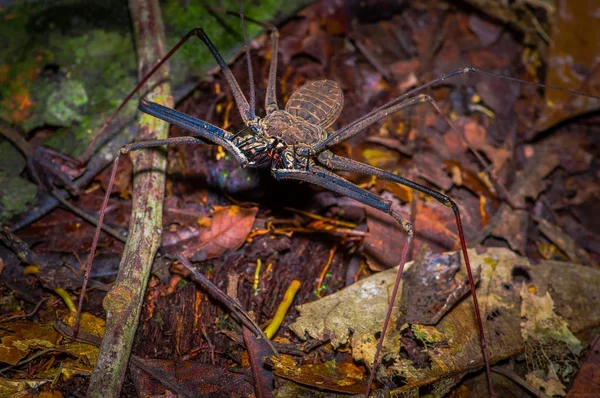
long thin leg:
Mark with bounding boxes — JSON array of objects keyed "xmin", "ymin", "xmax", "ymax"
[
  {"xmin": 317, "ymin": 150, "xmax": 493, "ymax": 396},
  {"xmin": 82, "ymin": 25, "xmax": 252, "ymax": 161},
  {"xmin": 271, "ymin": 165, "xmax": 415, "ymax": 394},
  {"xmin": 138, "ymin": 99, "xmax": 249, "ymax": 166},
  {"xmin": 211, "ymin": 5, "xmax": 280, "ymax": 113},
  {"xmin": 307, "ymin": 66, "xmax": 600, "ymax": 155},
  {"xmin": 75, "ymin": 135, "xmax": 214, "ymax": 336},
  {"xmin": 273, "ymin": 165, "xmax": 413, "ymax": 233},
  {"xmin": 264, "ymin": 26, "xmax": 280, "ymax": 114},
  {"xmin": 309, "ymin": 94, "xmax": 433, "ymax": 154}
]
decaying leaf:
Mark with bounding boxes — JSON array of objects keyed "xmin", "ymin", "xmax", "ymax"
[
  {"xmin": 533, "ymin": 215, "xmax": 598, "ymax": 267},
  {"xmin": 520, "ymin": 284, "xmax": 582, "ymax": 396},
  {"xmin": 364, "ymin": 202, "xmax": 458, "ymax": 270},
  {"xmin": 290, "ymin": 248, "xmax": 600, "ymax": 394},
  {"xmin": 472, "ymin": 134, "xmax": 568, "ymax": 252},
  {"xmin": 0, "ymin": 313, "xmax": 104, "ymax": 385},
  {"xmin": 34, "ymin": 358, "xmax": 95, "ymax": 380},
  {"xmin": 271, "ymin": 353, "xmax": 367, "ymax": 394},
  {"xmin": 364, "ymin": 207, "xmax": 406, "ymax": 271},
  {"xmin": 526, "ymin": 373, "xmax": 567, "ymax": 397},
  {"xmin": 535, "ymin": 0, "xmax": 600, "ymax": 133},
  {"xmin": 180, "ymin": 205, "xmax": 258, "ymax": 260},
  {"xmin": 567, "ymin": 336, "xmax": 600, "ymax": 396},
  {"xmin": 0, "ymin": 321, "xmax": 60, "ymax": 365},
  {"xmin": 0, "ymin": 378, "xmax": 49, "ymax": 397},
  {"xmin": 399, "ymin": 249, "xmax": 480, "ymax": 325},
  {"xmin": 458, "ymin": 118, "xmax": 511, "ymax": 173}
]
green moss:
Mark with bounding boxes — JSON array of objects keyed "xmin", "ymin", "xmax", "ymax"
[
  {"xmin": 0, "ymin": 0, "xmax": 312, "ymax": 220},
  {"xmin": 0, "ymin": 170, "xmax": 38, "ymax": 222},
  {"xmin": 161, "ymin": 0, "xmax": 309, "ymax": 89}
]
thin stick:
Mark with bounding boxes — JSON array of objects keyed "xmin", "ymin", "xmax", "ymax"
[
  {"xmin": 86, "ymin": 0, "xmax": 170, "ymax": 396},
  {"xmin": 366, "ymin": 235, "xmax": 413, "ymax": 396}
]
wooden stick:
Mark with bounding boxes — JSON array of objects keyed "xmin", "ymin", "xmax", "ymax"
[{"xmin": 87, "ymin": 0, "xmax": 171, "ymax": 395}]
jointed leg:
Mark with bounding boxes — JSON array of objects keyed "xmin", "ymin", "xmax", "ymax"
[
  {"xmin": 309, "ymin": 94, "xmax": 433, "ymax": 154},
  {"xmin": 76, "ymin": 134, "xmax": 241, "ymax": 336},
  {"xmin": 318, "ymin": 150, "xmax": 454, "ymax": 207},
  {"xmin": 235, "ymin": 0, "xmax": 282, "ymax": 116},
  {"xmin": 317, "ymin": 150, "xmax": 493, "ymax": 395},
  {"xmin": 237, "ymin": 0, "xmax": 256, "ymax": 120},
  {"xmin": 82, "ymin": 24, "xmax": 253, "ymax": 161},
  {"xmin": 133, "ymin": 28, "xmax": 252, "ymax": 123},
  {"xmin": 204, "ymin": 4, "xmax": 281, "ymax": 114},
  {"xmin": 245, "ymin": 16, "xmax": 280, "ymax": 115},
  {"xmin": 307, "ymin": 66, "xmax": 600, "ymax": 156},
  {"xmin": 138, "ymin": 99, "xmax": 249, "ymax": 166},
  {"xmin": 273, "ymin": 165, "xmax": 412, "ymax": 233},
  {"xmin": 272, "ymin": 165, "xmax": 416, "ymax": 393}
]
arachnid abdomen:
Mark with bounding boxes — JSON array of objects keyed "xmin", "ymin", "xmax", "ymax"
[
  {"xmin": 263, "ymin": 80, "xmax": 344, "ymax": 146},
  {"xmin": 263, "ymin": 110, "xmax": 324, "ymax": 145},
  {"xmin": 286, "ymin": 80, "xmax": 344, "ymax": 129}
]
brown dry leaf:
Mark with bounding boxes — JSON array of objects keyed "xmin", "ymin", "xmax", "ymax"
[
  {"xmin": 290, "ymin": 248, "xmax": 600, "ymax": 395},
  {"xmin": 0, "ymin": 378, "xmax": 49, "ymax": 397},
  {"xmin": 533, "ymin": 215, "xmax": 597, "ymax": 267},
  {"xmin": 62, "ymin": 343, "xmax": 99, "ymax": 366},
  {"xmin": 364, "ymin": 207, "xmax": 406, "ymax": 271},
  {"xmin": 399, "ymin": 249, "xmax": 480, "ymax": 325},
  {"xmin": 185, "ymin": 206, "xmax": 258, "ymax": 260},
  {"xmin": 129, "ymin": 358, "xmax": 253, "ymax": 397},
  {"xmin": 0, "ymin": 321, "xmax": 60, "ymax": 365},
  {"xmin": 468, "ymin": 14, "xmax": 502, "ymax": 47},
  {"xmin": 472, "ymin": 134, "xmax": 569, "ymax": 250},
  {"xmin": 271, "ymin": 353, "xmax": 367, "ymax": 394},
  {"xmin": 526, "ymin": 373, "xmax": 567, "ymax": 397},
  {"xmin": 412, "ymin": 200, "xmax": 459, "ymax": 249},
  {"xmin": 535, "ymin": 0, "xmax": 600, "ymax": 133},
  {"xmin": 520, "ymin": 284, "xmax": 581, "ymax": 397},
  {"xmin": 364, "ymin": 201, "xmax": 458, "ymax": 270},
  {"xmin": 486, "ymin": 206, "xmax": 529, "ymax": 254},
  {"xmin": 520, "ymin": 284, "xmax": 582, "ymax": 355},
  {"xmin": 457, "ymin": 118, "xmax": 511, "ymax": 173},
  {"xmin": 242, "ymin": 320, "xmax": 274, "ymax": 397},
  {"xmin": 444, "ymin": 160, "xmax": 497, "ymax": 201},
  {"xmin": 34, "ymin": 391, "xmax": 63, "ymax": 398},
  {"xmin": 567, "ymin": 336, "xmax": 600, "ymax": 397},
  {"xmin": 361, "ymin": 147, "xmax": 399, "ymax": 170},
  {"xmin": 301, "ymin": 21, "xmax": 333, "ymax": 66},
  {"xmin": 0, "ymin": 313, "xmax": 103, "ymax": 381},
  {"xmin": 62, "ymin": 312, "xmax": 106, "ymax": 340},
  {"xmin": 413, "ymin": 152, "xmax": 453, "ymax": 191},
  {"xmin": 34, "ymin": 357, "xmax": 95, "ymax": 380},
  {"xmin": 366, "ymin": 136, "xmax": 415, "ymax": 157}
]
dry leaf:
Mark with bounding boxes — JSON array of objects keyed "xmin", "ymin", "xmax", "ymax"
[
  {"xmin": 196, "ymin": 206, "xmax": 259, "ymax": 259},
  {"xmin": 535, "ymin": 0, "xmax": 600, "ymax": 133},
  {"xmin": 290, "ymin": 248, "xmax": 600, "ymax": 395}
]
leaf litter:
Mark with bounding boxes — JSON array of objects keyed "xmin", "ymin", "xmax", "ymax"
[
  {"xmin": 289, "ymin": 248, "xmax": 600, "ymax": 395},
  {"xmin": 1, "ymin": 0, "xmax": 600, "ymax": 396}
]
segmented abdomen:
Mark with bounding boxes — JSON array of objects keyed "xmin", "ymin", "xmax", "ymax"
[
  {"xmin": 285, "ymin": 80, "xmax": 344, "ymax": 129},
  {"xmin": 264, "ymin": 110, "xmax": 324, "ymax": 145}
]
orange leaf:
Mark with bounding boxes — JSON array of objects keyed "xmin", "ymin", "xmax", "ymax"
[{"xmin": 197, "ymin": 206, "xmax": 259, "ymax": 259}]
